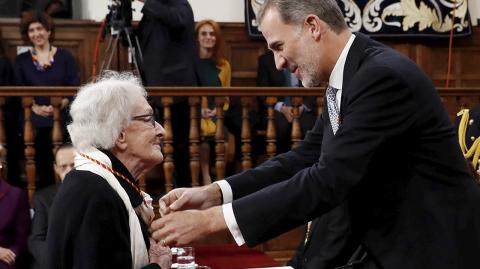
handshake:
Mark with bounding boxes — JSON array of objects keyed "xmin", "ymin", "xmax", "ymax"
[{"xmin": 150, "ymin": 183, "xmax": 227, "ymax": 246}]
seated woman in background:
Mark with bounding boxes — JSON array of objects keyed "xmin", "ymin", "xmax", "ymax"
[
  {"xmin": 0, "ymin": 145, "xmax": 31, "ymax": 269},
  {"xmin": 14, "ymin": 11, "xmax": 79, "ymax": 189},
  {"xmin": 195, "ymin": 19, "xmax": 231, "ymax": 184},
  {"xmin": 46, "ymin": 72, "xmax": 171, "ymax": 269}
]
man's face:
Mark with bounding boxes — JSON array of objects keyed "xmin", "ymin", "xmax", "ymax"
[
  {"xmin": 54, "ymin": 147, "xmax": 75, "ymax": 181},
  {"xmin": 260, "ymin": 8, "xmax": 324, "ymax": 87}
]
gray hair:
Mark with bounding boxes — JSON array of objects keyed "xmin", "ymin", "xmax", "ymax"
[
  {"xmin": 257, "ymin": 0, "xmax": 347, "ymax": 34},
  {"xmin": 67, "ymin": 71, "xmax": 147, "ymax": 151}
]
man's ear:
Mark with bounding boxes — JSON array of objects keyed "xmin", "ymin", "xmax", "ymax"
[
  {"xmin": 304, "ymin": 15, "xmax": 324, "ymax": 40},
  {"xmin": 115, "ymin": 131, "xmax": 128, "ymax": 151}
]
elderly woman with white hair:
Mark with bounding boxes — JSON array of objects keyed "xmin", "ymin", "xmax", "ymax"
[{"xmin": 45, "ymin": 72, "xmax": 170, "ymax": 269}]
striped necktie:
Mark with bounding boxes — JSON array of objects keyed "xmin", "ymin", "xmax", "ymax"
[{"xmin": 326, "ymin": 85, "xmax": 340, "ymax": 134}]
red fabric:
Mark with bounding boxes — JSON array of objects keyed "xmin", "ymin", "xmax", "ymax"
[{"xmin": 193, "ymin": 244, "xmax": 279, "ymax": 269}]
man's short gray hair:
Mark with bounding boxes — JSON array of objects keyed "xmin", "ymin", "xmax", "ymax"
[
  {"xmin": 257, "ymin": 0, "xmax": 347, "ymax": 34},
  {"xmin": 67, "ymin": 71, "xmax": 147, "ymax": 151}
]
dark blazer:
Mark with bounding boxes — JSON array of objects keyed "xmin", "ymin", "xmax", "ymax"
[
  {"xmin": 29, "ymin": 183, "xmax": 59, "ymax": 269},
  {"xmin": 0, "ymin": 181, "xmax": 30, "ymax": 269},
  {"xmin": 137, "ymin": 0, "xmax": 198, "ymax": 86},
  {"xmin": 287, "ymin": 203, "xmax": 357, "ymax": 269},
  {"xmin": 46, "ymin": 152, "xmax": 159, "ymax": 269},
  {"xmin": 226, "ymin": 33, "xmax": 480, "ymax": 268}
]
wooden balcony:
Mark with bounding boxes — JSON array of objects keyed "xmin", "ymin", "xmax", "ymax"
[{"xmin": 0, "ymin": 86, "xmax": 479, "ymax": 263}]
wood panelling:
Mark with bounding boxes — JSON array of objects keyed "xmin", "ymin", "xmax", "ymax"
[{"xmin": 2, "ymin": 19, "xmax": 478, "ymax": 87}]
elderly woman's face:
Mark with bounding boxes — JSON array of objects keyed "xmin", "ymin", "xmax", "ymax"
[
  {"xmin": 28, "ymin": 22, "xmax": 51, "ymax": 48},
  {"xmin": 123, "ymin": 96, "xmax": 165, "ymax": 169}
]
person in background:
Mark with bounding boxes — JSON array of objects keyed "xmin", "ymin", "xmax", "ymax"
[
  {"xmin": 257, "ymin": 50, "xmax": 316, "ymax": 153},
  {"xmin": 46, "ymin": 72, "xmax": 171, "ymax": 269},
  {"xmin": 21, "ymin": 0, "xmax": 73, "ymax": 19},
  {"xmin": 0, "ymin": 29, "xmax": 23, "ymax": 188},
  {"xmin": 0, "ymin": 145, "xmax": 30, "ymax": 269},
  {"xmin": 151, "ymin": 0, "xmax": 480, "ymax": 268},
  {"xmin": 195, "ymin": 19, "xmax": 231, "ymax": 185},
  {"xmin": 14, "ymin": 11, "xmax": 79, "ymax": 189},
  {"xmin": 28, "ymin": 143, "xmax": 75, "ymax": 269},
  {"xmin": 137, "ymin": 0, "xmax": 199, "ymax": 187}
]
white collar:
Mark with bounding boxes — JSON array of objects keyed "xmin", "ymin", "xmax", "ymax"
[{"xmin": 328, "ymin": 33, "xmax": 356, "ymax": 90}]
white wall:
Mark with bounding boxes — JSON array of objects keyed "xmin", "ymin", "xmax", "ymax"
[{"xmin": 74, "ymin": 0, "xmax": 245, "ymax": 22}]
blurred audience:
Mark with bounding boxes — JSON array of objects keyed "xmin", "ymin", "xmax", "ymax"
[
  {"xmin": 0, "ymin": 145, "xmax": 31, "ymax": 269},
  {"xmin": 257, "ymin": 50, "xmax": 316, "ymax": 153},
  {"xmin": 14, "ymin": 11, "xmax": 79, "ymax": 189},
  {"xmin": 137, "ymin": 0, "xmax": 198, "ymax": 187},
  {"xmin": 28, "ymin": 143, "xmax": 75, "ymax": 269},
  {"xmin": 195, "ymin": 19, "xmax": 231, "ymax": 184}
]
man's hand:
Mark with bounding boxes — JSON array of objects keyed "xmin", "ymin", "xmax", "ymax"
[
  {"xmin": 151, "ymin": 206, "xmax": 227, "ymax": 246},
  {"xmin": 0, "ymin": 247, "xmax": 15, "ymax": 266},
  {"xmin": 280, "ymin": 105, "xmax": 294, "ymax": 123},
  {"xmin": 32, "ymin": 104, "xmax": 54, "ymax": 117},
  {"xmin": 159, "ymin": 184, "xmax": 222, "ymax": 216}
]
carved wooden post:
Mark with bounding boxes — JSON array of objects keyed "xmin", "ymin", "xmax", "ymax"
[
  {"xmin": 161, "ymin": 97, "xmax": 174, "ymax": 192},
  {"xmin": 265, "ymin": 97, "xmax": 277, "ymax": 159},
  {"xmin": 240, "ymin": 97, "xmax": 252, "ymax": 170},
  {"xmin": 214, "ymin": 96, "xmax": 226, "ymax": 180},
  {"xmin": 23, "ymin": 97, "xmax": 36, "ymax": 204},
  {"xmin": 188, "ymin": 97, "xmax": 200, "ymax": 187},
  {"xmin": 51, "ymin": 97, "xmax": 63, "ymax": 151},
  {"xmin": 291, "ymin": 96, "xmax": 302, "ymax": 149}
]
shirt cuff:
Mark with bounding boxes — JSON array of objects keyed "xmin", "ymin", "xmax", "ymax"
[
  {"xmin": 274, "ymin": 102, "xmax": 285, "ymax": 112},
  {"xmin": 222, "ymin": 203, "xmax": 245, "ymax": 246},
  {"xmin": 215, "ymin": 180, "xmax": 233, "ymax": 204}
]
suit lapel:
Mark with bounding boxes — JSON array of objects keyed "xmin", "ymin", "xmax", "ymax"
[{"xmin": 340, "ymin": 33, "xmax": 370, "ymax": 119}]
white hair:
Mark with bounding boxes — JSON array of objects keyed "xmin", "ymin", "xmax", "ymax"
[{"xmin": 67, "ymin": 71, "xmax": 147, "ymax": 151}]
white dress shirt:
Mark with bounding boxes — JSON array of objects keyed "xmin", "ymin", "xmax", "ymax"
[{"xmin": 216, "ymin": 33, "xmax": 356, "ymax": 245}]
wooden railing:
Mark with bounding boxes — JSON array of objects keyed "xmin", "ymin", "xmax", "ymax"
[{"xmin": 1, "ymin": 86, "xmax": 479, "ymax": 203}]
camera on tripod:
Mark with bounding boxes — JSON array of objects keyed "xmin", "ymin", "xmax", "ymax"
[
  {"xmin": 98, "ymin": 0, "xmax": 143, "ymax": 77},
  {"xmin": 105, "ymin": 0, "xmax": 134, "ymax": 45}
]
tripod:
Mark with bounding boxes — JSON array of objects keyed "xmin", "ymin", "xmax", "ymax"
[{"xmin": 99, "ymin": 24, "xmax": 144, "ymax": 77}]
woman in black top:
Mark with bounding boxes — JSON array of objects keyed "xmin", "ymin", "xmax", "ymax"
[{"xmin": 14, "ymin": 11, "xmax": 79, "ymax": 188}]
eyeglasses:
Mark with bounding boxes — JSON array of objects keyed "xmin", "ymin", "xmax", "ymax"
[{"xmin": 131, "ymin": 113, "xmax": 156, "ymax": 128}]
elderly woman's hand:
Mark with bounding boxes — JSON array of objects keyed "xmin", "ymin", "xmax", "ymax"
[{"xmin": 149, "ymin": 238, "xmax": 172, "ymax": 269}]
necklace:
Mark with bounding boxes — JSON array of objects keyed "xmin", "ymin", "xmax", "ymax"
[
  {"xmin": 78, "ymin": 152, "xmax": 145, "ymax": 205},
  {"xmin": 31, "ymin": 46, "xmax": 54, "ymax": 71}
]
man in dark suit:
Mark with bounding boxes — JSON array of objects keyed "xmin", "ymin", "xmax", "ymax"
[
  {"xmin": 258, "ymin": 50, "xmax": 355, "ymax": 269},
  {"xmin": 28, "ymin": 144, "xmax": 75, "ymax": 269},
  {"xmin": 151, "ymin": 0, "xmax": 480, "ymax": 268},
  {"xmin": 257, "ymin": 50, "xmax": 317, "ymax": 153},
  {"xmin": 137, "ymin": 0, "xmax": 199, "ymax": 187}
]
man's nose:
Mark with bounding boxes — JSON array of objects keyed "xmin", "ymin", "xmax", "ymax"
[{"xmin": 274, "ymin": 54, "xmax": 286, "ymax": 71}]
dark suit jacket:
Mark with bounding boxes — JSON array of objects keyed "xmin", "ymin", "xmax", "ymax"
[
  {"xmin": 226, "ymin": 33, "xmax": 480, "ymax": 268},
  {"xmin": 287, "ymin": 203, "xmax": 357, "ymax": 269},
  {"xmin": 0, "ymin": 180, "xmax": 30, "ymax": 269},
  {"xmin": 29, "ymin": 183, "xmax": 59, "ymax": 269},
  {"xmin": 137, "ymin": 0, "xmax": 198, "ymax": 86}
]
